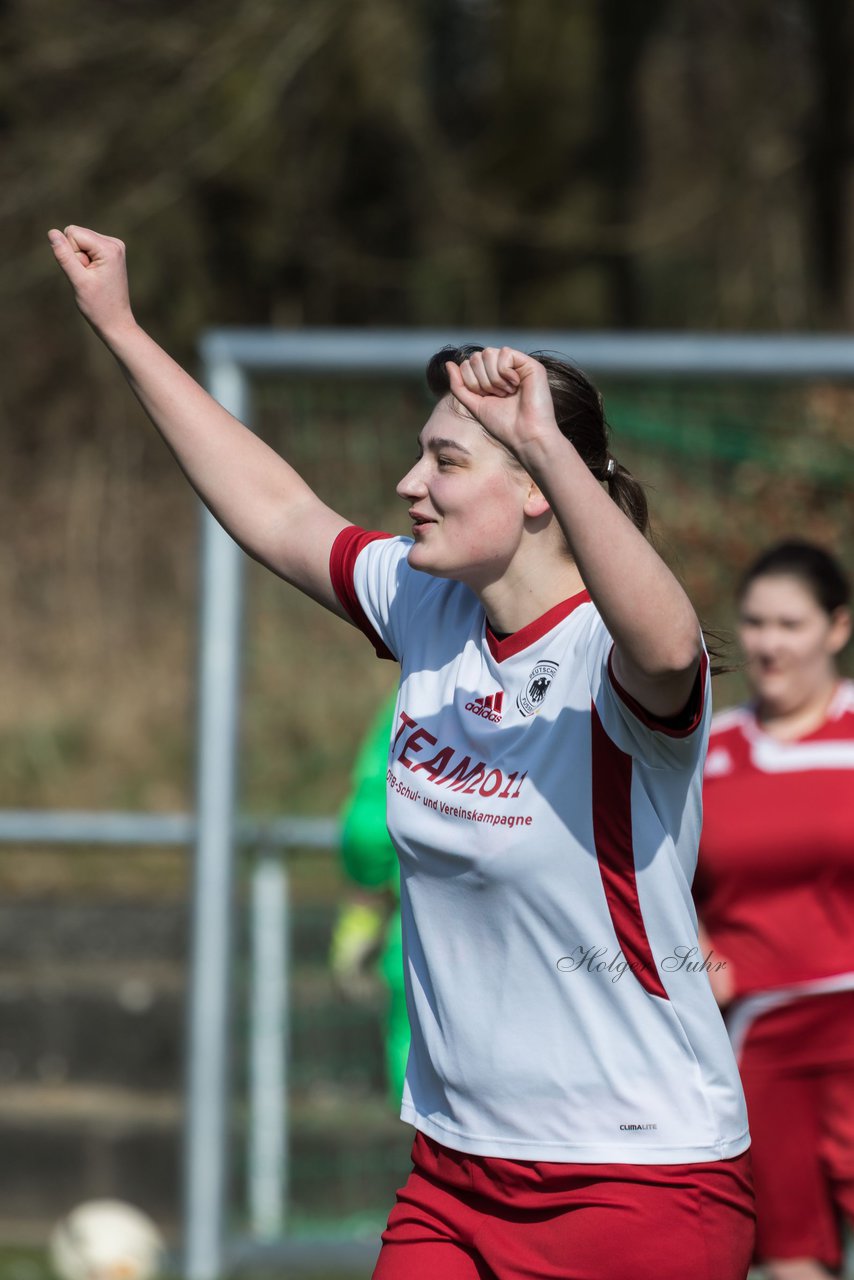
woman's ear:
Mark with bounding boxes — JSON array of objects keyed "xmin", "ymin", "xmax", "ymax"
[
  {"xmin": 828, "ymin": 606, "xmax": 852, "ymax": 656},
  {"xmin": 522, "ymin": 481, "xmax": 551, "ymax": 521}
]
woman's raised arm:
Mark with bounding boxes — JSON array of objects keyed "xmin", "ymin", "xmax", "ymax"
[
  {"xmin": 447, "ymin": 348, "xmax": 702, "ymax": 718},
  {"xmin": 48, "ymin": 226, "xmax": 350, "ymax": 615}
]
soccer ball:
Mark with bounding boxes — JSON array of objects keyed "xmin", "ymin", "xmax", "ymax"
[{"xmin": 49, "ymin": 1200, "xmax": 165, "ymax": 1280}]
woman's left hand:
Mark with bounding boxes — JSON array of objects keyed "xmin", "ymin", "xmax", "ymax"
[{"xmin": 447, "ymin": 347, "xmax": 561, "ymax": 464}]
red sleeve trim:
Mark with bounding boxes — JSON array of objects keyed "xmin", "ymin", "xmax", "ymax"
[
  {"xmin": 329, "ymin": 525, "xmax": 395, "ymax": 661},
  {"xmin": 607, "ymin": 648, "xmax": 708, "ymax": 738}
]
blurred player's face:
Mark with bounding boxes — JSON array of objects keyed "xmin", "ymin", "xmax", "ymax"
[
  {"xmin": 738, "ymin": 574, "xmax": 851, "ymax": 715},
  {"xmin": 396, "ymin": 396, "xmax": 530, "ymax": 587}
]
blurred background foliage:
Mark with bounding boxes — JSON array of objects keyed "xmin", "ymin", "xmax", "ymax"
[
  {"xmin": 6, "ymin": 0, "xmax": 854, "ymax": 377},
  {"xmin": 1, "ymin": 0, "xmax": 853, "ymax": 816}
]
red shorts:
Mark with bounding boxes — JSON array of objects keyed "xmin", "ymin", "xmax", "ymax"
[
  {"xmin": 738, "ymin": 990, "xmax": 854, "ymax": 1269},
  {"xmin": 373, "ymin": 1132, "xmax": 755, "ymax": 1280}
]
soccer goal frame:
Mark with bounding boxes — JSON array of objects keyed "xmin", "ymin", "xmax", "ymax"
[{"xmin": 188, "ymin": 329, "xmax": 854, "ymax": 1280}]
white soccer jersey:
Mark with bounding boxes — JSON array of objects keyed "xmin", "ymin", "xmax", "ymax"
[{"xmin": 331, "ymin": 527, "xmax": 749, "ymax": 1163}]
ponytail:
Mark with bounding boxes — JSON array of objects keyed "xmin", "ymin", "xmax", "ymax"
[{"xmin": 604, "ymin": 459, "xmax": 649, "ymax": 536}]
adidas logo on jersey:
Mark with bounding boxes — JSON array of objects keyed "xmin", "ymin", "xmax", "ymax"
[{"xmin": 465, "ymin": 692, "xmax": 504, "ymax": 723}]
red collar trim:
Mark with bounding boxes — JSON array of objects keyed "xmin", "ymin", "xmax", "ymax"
[{"xmin": 485, "ymin": 590, "xmax": 591, "ymax": 662}]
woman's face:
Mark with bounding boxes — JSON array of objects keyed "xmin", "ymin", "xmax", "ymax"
[
  {"xmin": 738, "ymin": 573, "xmax": 850, "ymax": 714},
  {"xmin": 396, "ymin": 396, "xmax": 531, "ymax": 588}
]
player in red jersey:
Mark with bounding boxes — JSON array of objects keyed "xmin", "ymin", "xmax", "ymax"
[
  {"xmin": 49, "ymin": 225, "xmax": 755, "ymax": 1280},
  {"xmin": 695, "ymin": 541, "xmax": 853, "ymax": 1280}
]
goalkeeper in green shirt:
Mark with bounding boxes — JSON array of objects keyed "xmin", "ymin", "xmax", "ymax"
[{"xmin": 329, "ymin": 692, "xmax": 409, "ymax": 1104}]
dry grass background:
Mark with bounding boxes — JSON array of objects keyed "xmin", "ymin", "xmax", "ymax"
[{"xmin": 0, "ymin": 374, "xmax": 423, "ymax": 827}]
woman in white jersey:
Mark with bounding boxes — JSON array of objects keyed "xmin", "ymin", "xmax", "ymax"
[
  {"xmin": 49, "ymin": 225, "xmax": 754, "ymax": 1280},
  {"xmin": 695, "ymin": 542, "xmax": 853, "ymax": 1280}
]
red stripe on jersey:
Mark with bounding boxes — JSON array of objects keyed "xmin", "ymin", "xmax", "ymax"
[
  {"xmin": 591, "ymin": 703, "xmax": 669, "ymax": 999},
  {"xmin": 329, "ymin": 525, "xmax": 395, "ymax": 660},
  {"xmin": 485, "ymin": 590, "xmax": 591, "ymax": 662},
  {"xmin": 607, "ymin": 648, "xmax": 708, "ymax": 737},
  {"xmin": 494, "ymin": 691, "xmax": 504, "ymax": 713}
]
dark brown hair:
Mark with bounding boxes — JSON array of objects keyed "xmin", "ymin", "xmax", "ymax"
[
  {"xmin": 738, "ymin": 540, "xmax": 850, "ymax": 617},
  {"xmin": 426, "ymin": 345, "xmax": 649, "ymax": 534}
]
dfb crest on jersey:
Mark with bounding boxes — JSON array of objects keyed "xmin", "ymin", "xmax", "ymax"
[{"xmin": 516, "ymin": 661, "xmax": 559, "ymax": 717}]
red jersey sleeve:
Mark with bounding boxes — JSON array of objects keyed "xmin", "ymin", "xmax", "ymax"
[{"xmin": 329, "ymin": 525, "xmax": 395, "ymax": 660}]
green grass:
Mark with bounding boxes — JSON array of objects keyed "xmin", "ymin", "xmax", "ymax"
[
  {"xmin": 0, "ymin": 1249, "xmax": 52, "ymax": 1280},
  {"xmin": 0, "ymin": 1255, "xmax": 374, "ymax": 1280},
  {"xmin": 0, "ymin": 1243, "xmax": 779, "ymax": 1280}
]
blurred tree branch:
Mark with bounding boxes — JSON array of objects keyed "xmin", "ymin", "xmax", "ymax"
[{"xmin": 0, "ymin": 0, "xmax": 850, "ymax": 455}]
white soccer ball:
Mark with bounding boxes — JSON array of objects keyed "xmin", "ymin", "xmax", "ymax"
[{"xmin": 49, "ymin": 1200, "xmax": 165, "ymax": 1280}]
